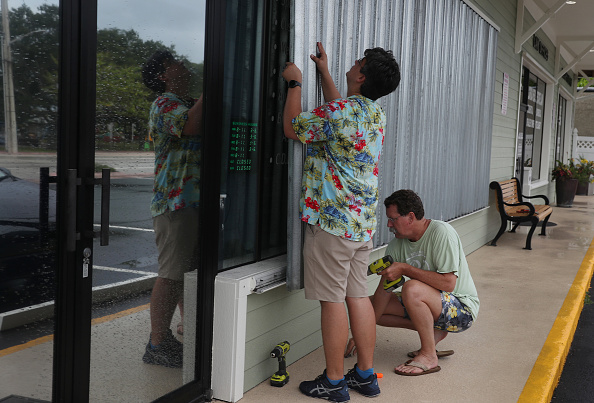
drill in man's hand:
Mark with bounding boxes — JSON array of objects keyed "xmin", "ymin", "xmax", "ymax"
[{"xmin": 368, "ymin": 255, "xmax": 405, "ymax": 292}]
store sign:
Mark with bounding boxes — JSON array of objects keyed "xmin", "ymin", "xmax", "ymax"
[{"xmin": 532, "ymin": 35, "xmax": 549, "ymax": 61}]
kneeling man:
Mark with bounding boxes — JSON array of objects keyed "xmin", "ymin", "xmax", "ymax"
[{"xmin": 356, "ymin": 189, "xmax": 479, "ymax": 376}]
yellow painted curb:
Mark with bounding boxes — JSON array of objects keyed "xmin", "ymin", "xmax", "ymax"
[
  {"xmin": 0, "ymin": 334, "xmax": 54, "ymax": 358},
  {"xmin": 0, "ymin": 303, "xmax": 150, "ymax": 358},
  {"xmin": 518, "ymin": 236, "xmax": 594, "ymax": 403}
]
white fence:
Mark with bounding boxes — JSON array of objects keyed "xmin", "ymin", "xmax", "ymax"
[{"xmin": 573, "ymin": 131, "xmax": 594, "ymax": 162}]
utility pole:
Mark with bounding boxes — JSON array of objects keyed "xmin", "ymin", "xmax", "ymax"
[{"xmin": 1, "ymin": 0, "xmax": 17, "ymax": 154}]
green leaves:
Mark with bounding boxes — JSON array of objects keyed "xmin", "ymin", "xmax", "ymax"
[{"xmin": 1, "ymin": 4, "xmax": 204, "ymax": 149}]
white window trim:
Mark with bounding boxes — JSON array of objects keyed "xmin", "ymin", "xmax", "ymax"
[{"xmin": 527, "ymin": 178, "xmax": 549, "ymax": 190}]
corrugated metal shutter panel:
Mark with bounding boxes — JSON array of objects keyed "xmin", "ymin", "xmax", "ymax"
[{"xmin": 287, "ymin": 0, "xmax": 498, "ymax": 290}]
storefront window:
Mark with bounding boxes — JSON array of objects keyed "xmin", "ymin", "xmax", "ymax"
[
  {"xmin": 555, "ymin": 95, "xmax": 567, "ymax": 163},
  {"xmin": 520, "ymin": 67, "xmax": 546, "ymax": 181},
  {"xmin": 220, "ymin": 0, "xmax": 288, "ymax": 269}
]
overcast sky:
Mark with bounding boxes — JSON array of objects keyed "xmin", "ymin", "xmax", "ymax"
[{"xmin": 15, "ymin": 0, "xmax": 206, "ymax": 63}]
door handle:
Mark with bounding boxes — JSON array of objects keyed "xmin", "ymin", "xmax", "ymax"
[
  {"xmin": 65, "ymin": 168, "xmax": 110, "ymax": 250},
  {"xmin": 94, "ymin": 168, "xmax": 110, "ymax": 246}
]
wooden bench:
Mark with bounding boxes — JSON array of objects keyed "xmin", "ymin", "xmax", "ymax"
[{"xmin": 489, "ymin": 177, "xmax": 553, "ymax": 250}]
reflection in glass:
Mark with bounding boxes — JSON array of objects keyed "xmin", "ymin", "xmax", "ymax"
[
  {"xmin": 220, "ymin": 0, "xmax": 289, "ymax": 269},
  {"xmin": 90, "ymin": 1, "xmax": 205, "ymax": 401},
  {"xmin": 220, "ymin": 0, "xmax": 264, "ymax": 268},
  {"xmin": 518, "ymin": 68, "xmax": 546, "ymax": 181},
  {"xmin": 0, "ymin": 0, "xmax": 58, "ymax": 400},
  {"xmin": 555, "ymin": 95, "xmax": 567, "ymax": 163}
]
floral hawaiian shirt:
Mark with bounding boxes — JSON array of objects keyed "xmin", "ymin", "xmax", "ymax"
[
  {"xmin": 149, "ymin": 92, "xmax": 201, "ymax": 217},
  {"xmin": 292, "ymin": 95, "xmax": 386, "ymax": 241}
]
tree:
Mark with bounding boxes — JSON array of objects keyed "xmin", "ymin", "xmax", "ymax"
[
  {"xmin": 1, "ymin": 5, "xmax": 204, "ymax": 149},
  {"xmin": 1, "ymin": 4, "xmax": 59, "ymax": 146},
  {"xmin": 95, "ymin": 28, "xmax": 203, "ymax": 146},
  {"xmin": 578, "ymin": 77, "xmax": 592, "ymax": 88}
]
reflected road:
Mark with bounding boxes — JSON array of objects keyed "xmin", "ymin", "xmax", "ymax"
[{"xmin": 0, "ymin": 151, "xmax": 158, "ymax": 310}]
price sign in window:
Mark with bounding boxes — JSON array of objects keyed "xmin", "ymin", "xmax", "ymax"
[{"xmin": 229, "ymin": 120, "xmax": 258, "ymax": 171}]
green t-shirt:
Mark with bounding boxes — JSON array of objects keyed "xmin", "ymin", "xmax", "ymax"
[{"xmin": 385, "ymin": 220, "xmax": 479, "ymax": 320}]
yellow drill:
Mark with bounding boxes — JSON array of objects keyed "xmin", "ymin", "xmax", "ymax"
[
  {"xmin": 270, "ymin": 341, "xmax": 290, "ymax": 387},
  {"xmin": 368, "ymin": 255, "xmax": 405, "ymax": 292}
]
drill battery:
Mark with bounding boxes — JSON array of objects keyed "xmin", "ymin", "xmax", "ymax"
[{"xmin": 368, "ymin": 255, "xmax": 405, "ymax": 292}]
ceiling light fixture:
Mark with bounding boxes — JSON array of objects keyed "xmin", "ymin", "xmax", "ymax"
[{"xmin": 565, "ymin": 1, "xmax": 577, "ymax": 4}]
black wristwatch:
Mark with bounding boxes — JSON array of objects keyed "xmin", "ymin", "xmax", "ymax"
[{"xmin": 288, "ymin": 80, "xmax": 302, "ymax": 88}]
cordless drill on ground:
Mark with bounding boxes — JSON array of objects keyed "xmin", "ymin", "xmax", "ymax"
[
  {"xmin": 270, "ymin": 341, "xmax": 290, "ymax": 387},
  {"xmin": 368, "ymin": 255, "xmax": 405, "ymax": 292}
]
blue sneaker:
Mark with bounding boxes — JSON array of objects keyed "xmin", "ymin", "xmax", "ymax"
[
  {"xmin": 299, "ymin": 370, "xmax": 350, "ymax": 402},
  {"xmin": 345, "ymin": 365, "xmax": 380, "ymax": 397},
  {"xmin": 142, "ymin": 329, "xmax": 183, "ymax": 368}
]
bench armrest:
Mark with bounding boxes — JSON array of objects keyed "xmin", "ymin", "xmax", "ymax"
[
  {"xmin": 502, "ymin": 201, "xmax": 535, "ymax": 215},
  {"xmin": 523, "ymin": 194, "xmax": 550, "ymax": 205}
]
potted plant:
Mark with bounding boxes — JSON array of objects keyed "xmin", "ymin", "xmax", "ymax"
[
  {"xmin": 552, "ymin": 159, "xmax": 578, "ymax": 207},
  {"xmin": 573, "ymin": 157, "xmax": 594, "ymax": 195}
]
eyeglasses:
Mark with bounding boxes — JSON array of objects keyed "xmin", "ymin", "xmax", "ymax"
[{"xmin": 387, "ymin": 214, "xmax": 405, "ymax": 224}]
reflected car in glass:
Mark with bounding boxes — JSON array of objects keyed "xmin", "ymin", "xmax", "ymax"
[{"xmin": 0, "ymin": 167, "xmax": 56, "ymax": 313}]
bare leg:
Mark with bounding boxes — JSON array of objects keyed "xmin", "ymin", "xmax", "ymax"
[
  {"xmin": 408, "ymin": 329, "xmax": 449, "ymax": 357},
  {"xmin": 372, "ymin": 291, "xmax": 415, "ymax": 330},
  {"xmin": 321, "ymin": 301, "xmax": 349, "ymax": 380},
  {"xmin": 394, "ymin": 280, "xmax": 442, "ymax": 374},
  {"xmin": 177, "ymin": 300, "xmax": 184, "ymax": 335},
  {"xmin": 345, "ymin": 287, "xmax": 412, "ymax": 357},
  {"xmin": 150, "ymin": 277, "xmax": 183, "ymax": 345},
  {"xmin": 370, "ymin": 289, "xmax": 448, "ymax": 348},
  {"xmin": 345, "ymin": 296, "xmax": 376, "ymax": 371}
]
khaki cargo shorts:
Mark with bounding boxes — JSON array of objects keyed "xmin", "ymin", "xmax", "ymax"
[
  {"xmin": 153, "ymin": 207, "xmax": 200, "ymax": 281},
  {"xmin": 303, "ymin": 224, "xmax": 373, "ymax": 303}
]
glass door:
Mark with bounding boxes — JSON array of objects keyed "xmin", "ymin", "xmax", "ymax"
[
  {"xmin": 88, "ymin": 0, "xmax": 208, "ymax": 401},
  {"xmin": 555, "ymin": 95, "xmax": 567, "ymax": 163},
  {"xmin": 1, "ymin": 0, "xmax": 215, "ymax": 401},
  {"xmin": 516, "ymin": 67, "xmax": 547, "ymax": 184},
  {"xmin": 517, "ymin": 67, "xmax": 546, "ymax": 182},
  {"xmin": 0, "ymin": 0, "xmax": 59, "ymax": 400}
]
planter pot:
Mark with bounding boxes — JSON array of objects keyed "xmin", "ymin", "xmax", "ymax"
[
  {"xmin": 576, "ymin": 181, "xmax": 591, "ymax": 196},
  {"xmin": 556, "ymin": 178, "xmax": 578, "ymax": 207}
]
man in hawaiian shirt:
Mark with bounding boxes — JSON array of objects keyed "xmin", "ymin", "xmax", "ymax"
[
  {"xmin": 140, "ymin": 50, "xmax": 202, "ymax": 368},
  {"xmin": 282, "ymin": 42, "xmax": 400, "ymax": 401},
  {"xmin": 357, "ymin": 189, "xmax": 479, "ymax": 376}
]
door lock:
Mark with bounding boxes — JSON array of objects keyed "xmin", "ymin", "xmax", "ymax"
[{"xmin": 82, "ymin": 247, "xmax": 91, "ymax": 278}]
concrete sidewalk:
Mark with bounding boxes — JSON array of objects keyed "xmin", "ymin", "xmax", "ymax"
[{"xmin": 236, "ymin": 195, "xmax": 594, "ymax": 403}]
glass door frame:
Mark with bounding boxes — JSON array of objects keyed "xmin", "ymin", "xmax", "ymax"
[
  {"xmin": 52, "ymin": 0, "xmax": 97, "ymax": 400},
  {"xmin": 51, "ymin": 0, "xmax": 225, "ymax": 401}
]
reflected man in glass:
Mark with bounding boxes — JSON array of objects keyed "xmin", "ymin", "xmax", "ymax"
[{"xmin": 141, "ymin": 50, "xmax": 202, "ymax": 368}]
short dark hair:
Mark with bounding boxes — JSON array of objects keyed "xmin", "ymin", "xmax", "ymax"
[
  {"xmin": 384, "ymin": 189, "xmax": 424, "ymax": 219},
  {"xmin": 360, "ymin": 47, "xmax": 401, "ymax": 101},
  {"xmin": 142, "ymin": 50, "xmax": 175, "ymax": 93}
]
